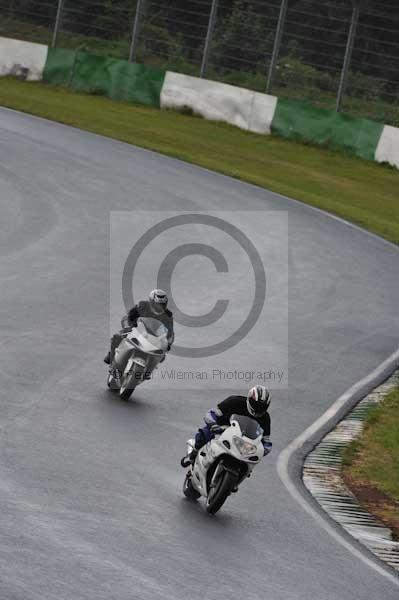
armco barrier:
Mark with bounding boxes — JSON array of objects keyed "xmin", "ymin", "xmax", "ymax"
[
  {"xmin": 271, "ymin": 98, "xmax": 384, "ymax": 162},
  {"xmin": 70, "ymin": 52, "xmax": 165, "ymax": 107},
  {"xmin": 250, "ymin": 92, "xmax": 279, "ymax": 135},
  {"xmin": 0, "ymin": 37, "xmax": 48, "ymax": 81},
  {"xmin": 42, "ymin": 47, "xmax": 76, "ymax": 86},
  {"xmin": 43, "ymin": 48, "xmax": 165, "ymax": 108},
  {"xmin": 375, "ymin": 126, "xmax": 399, "ymax": 169},
  {"xmin": 1, "ymin": 37, "xmax": 399, "ymax": 170},
  {"xmin": 160, "ymin": 71, "xmax": 278, "ymax": 135}
]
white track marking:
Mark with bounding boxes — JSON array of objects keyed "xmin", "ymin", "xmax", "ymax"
[{"xmin": 277, "ymin": 349, "xmax": 399, "ymax": 586}]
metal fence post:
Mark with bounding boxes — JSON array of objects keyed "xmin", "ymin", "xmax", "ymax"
[
  {"xmin": 51, "ymin": 0, "xmax": 65, "ymax": 48},
  {"xmin": 129, "ymin": 0, "xmax": 146, "ymax": 63},
  {"xmin": 336, "ymin": 1, "xmax": 361, "ymax": 112},
  {"xmin": 266, "ymin": 0, "xmax": 289, "ymax": 94},
  {"xmin": 200, "ymin": 0, "xmax": 219, "ymax": 78}
]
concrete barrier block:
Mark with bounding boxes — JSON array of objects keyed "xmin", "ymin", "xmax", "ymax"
[
  {"xmin": 248, "ymin": 92, "xmax": 278, "ymax": 135},
  {"xmin": 0, "ymin": 37, "xmax": 48, "ymax": 81},
  {"xmin": 161, "ymin": 71, "xmax": 254, "ymax": 130},
  {"xmin": 375, "ymin": 125, "xmax": 399, "ymax": 169}
]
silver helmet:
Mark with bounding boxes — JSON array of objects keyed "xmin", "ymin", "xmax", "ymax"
[{"xmin": 149, "ymin": 289, "xmax": 168, "ymax": 315}]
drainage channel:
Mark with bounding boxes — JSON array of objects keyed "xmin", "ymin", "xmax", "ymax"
[{"xmin": 303, "ymin": 371, "xmax": 399, "ymax": 572}]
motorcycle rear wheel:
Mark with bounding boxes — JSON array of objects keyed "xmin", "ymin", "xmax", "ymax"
[{"xmin": 206, "ymin": 470, "xmax": 238, "ymax": 515}]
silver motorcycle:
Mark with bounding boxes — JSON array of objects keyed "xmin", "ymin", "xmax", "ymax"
[{"xmin": 107, "ymin": 317, "xmax": 169, "ymax": 401}]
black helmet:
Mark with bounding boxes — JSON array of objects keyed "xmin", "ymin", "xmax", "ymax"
[
  {"xmin": 149, "ymin": 289, "xmax": 168, "ymax": 315},
  {"xmin": 246, "ymin": 385, "xmax": 271, "ymax": 417}
]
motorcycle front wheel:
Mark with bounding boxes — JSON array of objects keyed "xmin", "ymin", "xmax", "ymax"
[
  {"xmin": 206, "ymin": 470, "xmax": 238, "ymax": 515},
  {"xmin": 183, "ymin": 474, "xmax": 201, "ymax": 500},
  {"xmin": 107, "ymin": 372, "xmax": 119, "ymax": 391},
  {"xmin": 119, "ymin": 363, "xmax": 144, "ymax": 401}
]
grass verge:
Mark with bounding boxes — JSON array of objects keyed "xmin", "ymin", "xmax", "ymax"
[
  {"xmin": 0, "ymin": 76, "xmax": 399, "ymax": 244},
  {"xmin": 342, "ymin": 386, "xmax": 399, "ymax": 539}
]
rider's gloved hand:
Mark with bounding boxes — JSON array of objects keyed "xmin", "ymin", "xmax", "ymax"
[
  {"xmin": 209, "ymin": 424, "xmax": 224, "ymax": 434},
  {"xmin": 204, "ymin": 408, "xmax": 222, "ymax": 427}
]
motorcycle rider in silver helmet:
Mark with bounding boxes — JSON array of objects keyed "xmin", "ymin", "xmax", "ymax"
[
  {"xmin": 181, "ymin": 385, "xmax": 272, "ymax": 467},
  {"xmin": 104, "ymin": 289, "xmax": 174, "ymax": 365}
]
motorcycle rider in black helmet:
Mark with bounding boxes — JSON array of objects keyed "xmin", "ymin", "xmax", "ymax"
[
  {"xmin": 181, "ymin": 385, "xmax": 272, "ymax": 467},
  {"xmin": 104, "ymin": 289, "xmax": 174, "ymax": 365}
]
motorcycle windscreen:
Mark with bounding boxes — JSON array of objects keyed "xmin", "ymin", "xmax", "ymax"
[
  {"xmin": 138, "ymin": 317, "xmax": 168, "ymax": 338},
  {"xmin": 230, "ymin": 414, "xmax": 262, "ymax": 439}
]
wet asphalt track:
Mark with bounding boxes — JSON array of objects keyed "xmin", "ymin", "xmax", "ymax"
[{"xmin": 0, "ymin": 108, "xmax": 398, "ymax": 600}]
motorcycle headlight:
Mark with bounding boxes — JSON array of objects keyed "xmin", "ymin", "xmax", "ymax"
[{"xmin": 233, "ymin": 436, "xmax": 257, "ymax": 457}]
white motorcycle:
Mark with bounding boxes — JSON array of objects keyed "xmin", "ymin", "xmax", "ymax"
[
  {"xmin": 107, "ymin": 317, "xmax": 169, "ymax": 401},
  {"xmin": 182, "ymin": 414, "xmax": 265, "ymax": 514}
]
